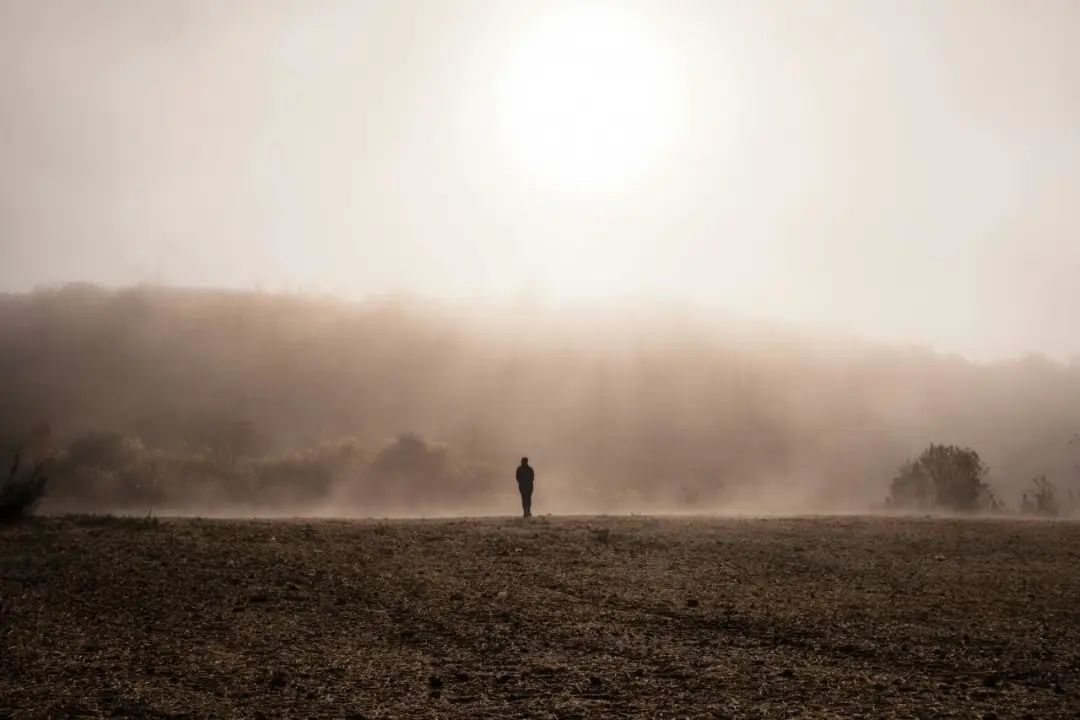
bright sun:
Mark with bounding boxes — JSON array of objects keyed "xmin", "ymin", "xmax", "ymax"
[{"xmin": 499, "ymin": 7, "xmax": 680, "ymax": 189}]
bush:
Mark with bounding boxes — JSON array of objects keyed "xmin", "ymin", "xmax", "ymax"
[
  {"xmin": 67, "ymin": 512, "xmax": 160, "ymax": 530},
  {"xmin": 49, "ymin": 431, "xmax": 155, "ymax": 508},
  {"xmin": 887, "ymin": 444, "xmax": 999, "ymax": 512},
  {"xmin": 1021, "ymin": 476, "xmax": 1059, "ymax": 516},
  {"xmin": 363, "ymin": 433, "xmax": 472, "ymax": 507},
  {"xmin": 0, "ymin": 452, "xmax": 48, "ymax": 522},
  {"xmin": 0, "ymin": 422, "xmax": 52, "ymax": 522}
]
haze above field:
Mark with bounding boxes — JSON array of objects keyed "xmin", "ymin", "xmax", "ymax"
[
  {"xmin": 2, "ymin": 285, "xmax": 1079, "ymax": 515},
  {"xmin": 2, "ymin": 1, "xmax": 1079, "ymax": 361}
]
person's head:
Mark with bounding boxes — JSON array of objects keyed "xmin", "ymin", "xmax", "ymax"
[{"xmin": 521, "ymin": 457, "xmax": 529, "ymax": 466}]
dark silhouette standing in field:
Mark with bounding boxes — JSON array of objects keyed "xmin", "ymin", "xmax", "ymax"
[{"xmin": 516, "ymin": 457, "xmax": 534, "ymax": 517}]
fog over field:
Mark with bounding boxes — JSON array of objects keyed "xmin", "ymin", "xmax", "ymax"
[
  {"xmin": 8, "ymin": 5, "xmax": 1080, "ymax": 720},
  {"xmin": 2, "ymin": 285, "xmax": 1078, "ymax": 515},
  {"xmin": 2, "ymin": 2, "xmax": 1079, "ymax": 516}
]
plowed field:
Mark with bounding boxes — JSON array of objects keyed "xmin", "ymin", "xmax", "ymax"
[{"xmin": 2, "ymin": 515, "xmax": 1078, "ymax": 718}]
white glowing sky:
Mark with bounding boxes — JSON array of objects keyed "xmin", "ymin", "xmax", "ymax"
[
  {"xmin": 1, "ymin": 1, "xmax": 1079, "ymax": 360},
  {"xmin": 498, "ymin": 6, "xmax": 682, "ymax": 189}
]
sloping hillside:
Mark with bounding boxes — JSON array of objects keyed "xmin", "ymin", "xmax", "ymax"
[{"xmin": 1, "ymin": 285, "xmax": 1078, "ymax": 512}]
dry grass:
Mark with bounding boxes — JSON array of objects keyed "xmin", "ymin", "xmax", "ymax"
[{"xmin": 1, "ymin": 515, "xmax": 1078, "ymax": 718}]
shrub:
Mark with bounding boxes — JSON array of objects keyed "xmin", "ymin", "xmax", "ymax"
[
  {"xmin": 0, "ymin": 422, "xmax": 52, "ymax": 522},
  {"xmin": 364, "ymin": 433, "xmax": 459, "ymax": 507},
  {"xmin": 887, "ymin": 444, "xmax": 998, "ymax": 512},
  {"xmin": 0, "ymin": 452, "xmax": 48, "ymax": 522},
  {"xmin": 1020, "ymin": 476, "xmax": 1058, "ymax": 516},
  {"xmin": 67, "ymin": 512, "xmax": 160, "ymax": 529},
  {"xmin": 49, "ymin": 431, "xmax": 155, "ymax": 508},
  {"xmin": 251, "ymin": 437, "xmax": 367, "ymax": 506}
]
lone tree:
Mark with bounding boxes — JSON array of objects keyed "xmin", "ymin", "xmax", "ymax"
[{"xmin": 887, "ymin": 444, "xmax": 998, "ymax": 512}]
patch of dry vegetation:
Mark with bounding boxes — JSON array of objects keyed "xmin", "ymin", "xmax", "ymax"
[
  {"xmin": 2, "ymin": 516, "xmax": 1078, "ymax": 718},
  {"xmin": 0, "ymin": 468, "xmax": 45, "ymax": 523},
  {"xmin": 0, "ymin": 425, "xmax": 51, "ymax": 523}
]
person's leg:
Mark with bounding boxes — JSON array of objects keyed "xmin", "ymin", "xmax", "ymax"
[
  {"xmin": 525, "ymin": 489, "xmax": 532, "ymax": 517},
  {"xmin": 520, "ymin": 489, "xmax": 528, "ymax": 517}
]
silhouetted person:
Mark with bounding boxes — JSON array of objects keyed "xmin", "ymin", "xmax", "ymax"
[{"xmin": 516, "ymin": 457, "xmax": 534, "ymax": 517}]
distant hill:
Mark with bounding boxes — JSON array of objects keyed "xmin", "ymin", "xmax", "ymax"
[{"xmin": 2, "ymin": 284, "xmax": 1078, "ymax": 513}]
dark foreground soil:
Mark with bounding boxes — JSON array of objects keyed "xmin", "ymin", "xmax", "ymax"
[{"xmin": 1, "ymin": 515, "xmax": 1079, "ymax": 719}]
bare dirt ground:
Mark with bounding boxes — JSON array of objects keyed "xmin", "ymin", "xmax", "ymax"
[{"xmin": 2, "ymin": 515, "xmax": 1079, "ymax": 719}]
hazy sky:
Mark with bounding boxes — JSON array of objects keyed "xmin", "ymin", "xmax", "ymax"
[{"xmin": 1, "ymin": 0, "xmax": 1078, "ymax": 361}]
